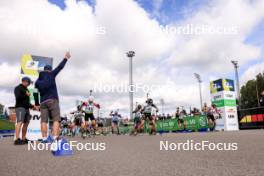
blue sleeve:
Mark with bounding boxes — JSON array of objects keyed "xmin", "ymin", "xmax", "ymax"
[{"xmin": 52, "ymin": 58, "xmax": 67, "ymax": 77}]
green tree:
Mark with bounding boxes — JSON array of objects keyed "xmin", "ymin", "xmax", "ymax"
[
  {"xmin": 240, "ymin": 72, "xmax": 264, "ymax": 109},
  {"xmin": 0, "ymin": 103, "xmax": 3, "ymax": 115}
]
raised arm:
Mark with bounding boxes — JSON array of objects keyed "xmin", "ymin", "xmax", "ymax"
[
  {"xmin": 152, "ymin": 104, "xmax": 159, "ymax": 112},
  {"xmin": 52, "ymin": 52, "xmax": 71, "ymax": 77},
  {"xmin": 93, "ymin": 102, "xmax": 100, "ymax": 109},
  {"xmin": 140, "ymin": 107, "xmax": 145, "ymax": 113},
  {"xmin": 80, "ymin": 102, "xmax": 87, "ymax": 110},
  {"xmin": 52, "ymin": 58, "xmax": 67, "ymax": 77}
]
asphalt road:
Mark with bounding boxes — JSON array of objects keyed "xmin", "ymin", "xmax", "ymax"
[{"xmin": 1, "ymin": 130, "xmax": 264, "ymax": 176}]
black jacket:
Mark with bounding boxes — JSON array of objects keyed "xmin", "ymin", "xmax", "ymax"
[{"xmin": 14, "ymin": 84, "xmax": 33, "ymax": 109}]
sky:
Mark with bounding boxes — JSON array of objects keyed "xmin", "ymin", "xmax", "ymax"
[{"xmin": 0, "ymin": 0, "xmax": 264, "ymax": 117}]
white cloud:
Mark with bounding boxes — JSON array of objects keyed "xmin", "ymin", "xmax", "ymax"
[
  {"xmin": 0, "ymin": 90, "xmax": 15, "ymax": 107},
  {"xmin": 241, "ymin": 61, "xmax": 264, "ymax": 84},
  {"xmin": 167, "ymin": 0, "xmax": 264, "ymax": 72},
  {"xmin": 0, "ymin": 0, "xmax": 263, "ymax": 116},
  {"xmin": 0, "ymin": 63, "xmax": 20, "ymax": 89}
]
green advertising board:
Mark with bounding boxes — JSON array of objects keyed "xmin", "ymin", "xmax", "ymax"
[
  {"xmin": 211, "ymin": 99, "xmax": 236, "ymax": 107},
  {"xmin": 117, "ymin": 115, "xmax": 210, "ymax": 134},
  {"xmin": 156, "ymin": 115, "xmax": 209, "ymax": 132}
]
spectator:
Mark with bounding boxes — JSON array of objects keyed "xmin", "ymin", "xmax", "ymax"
[
  {"xmin": 178, "ymin": 108, "xmax": 187, "ymax": 129},
  {"xmin": 260, "ymin": 91, "xmax": 264, "ymax": 107},
  {"xmin": 156, "ymin": 114, "xmax": 161, "ymax": 120},
  {"xmin": 166, "ymin": 113, "xmax": 171, "ymax": 119},
  {"xmin": 3, "ymin": 106, "xmax": 9, "ymax": 120},
  {"xmin": 207, "ymin": 104, "xmax": 221, "ymax": 131},
  {"xmin": 191, "ymin": 108, "xmax": 200, "ymax": 116},
  {"xmin": 202, "ymin": 103, "xmax": 209, "ymax": 115},
  {"xmin": 14, "ymin": 77, "xmax": 37, "ymax": 145},
  {"xmin": 175, "ymin": 107, "xmax": 180, "ymax": 118},
  {"xmin": 35, "ymin": 52, "xmax": 71, "ymax": 142}
]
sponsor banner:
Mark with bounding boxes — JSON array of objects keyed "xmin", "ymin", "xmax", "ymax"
[
  {"xmin": 222, "ymin": 79, "xmax": 235, "ymax": 92},
  {"xmin": 156, "ymin": 119, "xmax": 176, "ymax": 132},
  {"xmin": 198, "ymin": 115, "xmax": 208, "ymax": 129},
  {"xmin": 212, "ymin": 99, "xmax": 237, "ymax": 107},
  {"xmin": 26, "ymin": 110, "xmax": 42, "ymax": 140},
  {"xmin": 210, "ymin": 78, "xmax": 238, "ymax": 131},
  {"xmin": 21, "ymin": 54, "xmax": 53, "ymax": 77},
  {"xmin": 214, "ymin": 107, "xmax": 225, "ymax": 131},
  {"xmin": 20, "ymin": 55, "xmax": 53, "ymax": 105},
  {"xmin": 210, "ymin": 79, "xmax": 235, "ymax": 93},
  {"xmin": 211, "ymin": 91, "xmax": 236, "ymax": 101},
  {"xmin": 156, "ymin": 115, "xmax": 209, "ymax": 132},
  {"xmin": 224, "ymin": 107, "xmax": 237, "ymax": 114},
  {"xmin": 217, "ymin": 107, "xmax": 239, "ymax": 131},
  {"xmin": 224, "ymin": 108, "xmax": 239, "ymax": 131},
  {"xmin": 210, "ymin": 79, "xmax": 223, "ymax": 94}
]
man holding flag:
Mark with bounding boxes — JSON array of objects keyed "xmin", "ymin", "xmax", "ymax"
[{"xmin": 35, "ymin": 52, "xmax": 71, "ymax": 142}]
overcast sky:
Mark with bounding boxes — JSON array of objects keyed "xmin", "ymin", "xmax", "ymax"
[{"xmin": 0, "ymin": 0, "xmax": 264, "ymax": 117}]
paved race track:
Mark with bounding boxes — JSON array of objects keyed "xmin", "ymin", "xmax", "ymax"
[{"xmin": 1, "ymin": 130, "xmax": 264, "ymax": 176}]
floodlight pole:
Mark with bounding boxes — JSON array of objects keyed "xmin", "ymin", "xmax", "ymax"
[
  {"xmin": 231, "ymin": 60, "xmax": 240, "ymax": 106},
  {"xmin": 160, "ymin": 99, "xmax": 164, "ymax": 114},
  {"xmin": 194, "ymin": 73, "xmax": 203, "ymax": 111},
  {"xmin": 126, "ymin": 51, "xmax": 135, "ymax": 120}
]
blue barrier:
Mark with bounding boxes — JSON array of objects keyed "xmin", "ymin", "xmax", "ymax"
[{"xmin": 0, "ymin": 130, "xmax": 15, "ymax": 134}]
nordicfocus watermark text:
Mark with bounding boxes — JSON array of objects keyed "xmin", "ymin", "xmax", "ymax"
[
  {"xmin": 160, "ymin": 140, "xmax": 238, "ymax": 151},
  {"xmin": 159, "ymin": 24, "xmax": 238, "ymax": 35},
  {"xmin": 28, "ymin": 141, "xmax": 106, "ymax": 151},
  {"xmin": 93, "ymin": 82, "xmax": 169, "ymax": 93}
]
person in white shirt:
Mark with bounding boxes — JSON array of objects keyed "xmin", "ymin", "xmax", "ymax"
[
  {"xmin": 140, "ymin": 98, "xmax": 159, "ymax": 135},
  {"xmin": 207, "ymin": 104, "xmax": 221, "ymax": 131},
  {"xmin": 110, "ymin": 110, "xmax": 121, "ymax": 135}
]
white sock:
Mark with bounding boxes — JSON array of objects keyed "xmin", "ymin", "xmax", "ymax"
[{"xmin": 42, "ymin": 137, "xmax": 47, "ymax": 140}]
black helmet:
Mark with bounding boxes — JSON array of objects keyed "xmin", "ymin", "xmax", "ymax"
[
  {"xmin": 146, "ymin": 98, "xmax": 153, "ymax": 104},
  {"xmin": 21, "ymin": 76, "xmax": 31, "ymax": 84}
]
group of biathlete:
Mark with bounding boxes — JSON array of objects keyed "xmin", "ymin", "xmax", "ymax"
[
  {"xmin": 59, "ymin": 95, "xmax": 160, "ymax": 138},
  {"xmin": 60, "ymin": 94, "xmax": 222, "ymax": 138},
  {"xmin": 60, "ymin": 95, "xmax": 101, "ymax": 138}
]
